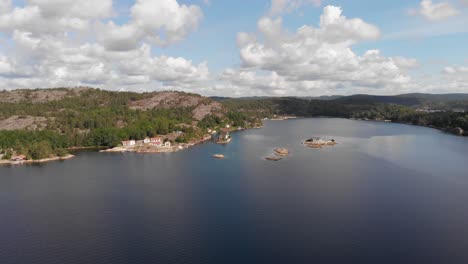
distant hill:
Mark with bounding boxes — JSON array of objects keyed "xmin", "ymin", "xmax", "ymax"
[
  {"xmin": 219, "ymin": 93, "xmax": 468, "ymax": 111},
  {"xmin": 334, "ymin": 93, "xmax": 468, "ymax": 110}
]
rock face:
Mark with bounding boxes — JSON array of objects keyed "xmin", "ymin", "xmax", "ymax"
[
  {"xmin": 0, "ymin": 115, "xmax": 49, "ymax": 131},
  {"xmin": 0, "ymin": 87, "xmax": 90, "ymax": 103},
  {"xmin": 129, "ymin": 91, "xmax": 225, "ymax": 120},
  {"xmin": 452, "ymin": 127, "xmax": 464, "ymax": 136},
  {"xmin": 274, "ymin": 148, "xmax": 290, "ymax": 156}
]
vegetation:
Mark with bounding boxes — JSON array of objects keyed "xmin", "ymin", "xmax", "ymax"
[
  {"xmin": 222, "ymin": 97, "xmax": 468, "ymax": 135},
  {"xmin": 0, "ymin": 88, "xmax": 259, "ymax": 160}
]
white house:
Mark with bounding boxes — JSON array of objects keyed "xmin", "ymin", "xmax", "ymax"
[
  {"xmin": 122, "ymin": 140, "xmax": 136, "ymax": 147},
  {"xmin": 143, "ymin": 137, "xmax": 150, "ymax": 144},
  {"xmin": 164, "ymin": 141, "xmax": 171, "ymax": 147}
]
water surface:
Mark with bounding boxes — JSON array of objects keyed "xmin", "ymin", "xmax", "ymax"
[{"xmin": 1, "ymin": 118, "xmax": 468, "ymax": 264}]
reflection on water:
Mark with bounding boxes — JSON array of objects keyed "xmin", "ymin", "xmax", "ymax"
[{"xmin": 1, "ymin": 118, "xmax": 468, "ymax": 264}]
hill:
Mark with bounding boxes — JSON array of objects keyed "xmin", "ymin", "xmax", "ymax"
[{"xmin": 0, "ymin": 88, "xmax": 259, "ymax": 160}]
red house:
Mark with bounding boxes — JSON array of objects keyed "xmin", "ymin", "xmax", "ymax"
[
  {"xmin": 149, "ymin": 137, "xmax": 162, "ymax": 146},
  {"xmin": 11, "ymin": 155, "xmax": 26, "ymax": 161}
]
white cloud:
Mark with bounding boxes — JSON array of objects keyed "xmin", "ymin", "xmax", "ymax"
[
  {"xmin": 227, "ymin": 5, "xmax": 416, "ymax": 96},
  {"xmin": 0, "ymin": 0, "xmax": 11, "ymax": 14},
  {"xmin": 97, "ymin": 0, "xmax": 203, "ymax": 50},
  {"xmin": 443, "ymin": 66, "xmax": 468, "ymax": 85},
  {"xmin": 0, "ymin": 0, "xmax": 113, "ymax": 35},
  {"xmin": 412, "ymin": 0, "xmax": 459, "ymax": 21},
  {"xmin": 0, "ymin": 0, "xmax": 209, "ymax": 92},
  {"xmin": 269, "ymin": 0, "xmax": 322, "ymax": 16},
  {"xmin": 29, "ymin": 0, "xmax": 113, "ymax": 19}
]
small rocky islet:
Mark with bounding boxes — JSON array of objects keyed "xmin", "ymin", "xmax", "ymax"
[
  {"xmin": 264, "ymin": 148, "xmax": 290, "ymax": 161},
  {"xmin": 303, "ymin": 137, "xmax": 337, "ymax": 148},
  {"xmin": 213, "ymin": 154, "xmax": 225, "ymax": 159}
]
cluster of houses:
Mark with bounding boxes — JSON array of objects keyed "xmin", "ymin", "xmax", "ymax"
[{"xmin": 122, "ymin": 137, "xmax": 172, "ymax": 148}]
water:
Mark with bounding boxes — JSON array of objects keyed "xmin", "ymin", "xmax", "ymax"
[{"xmin": 1, "ymin": 118, "xmax": 468, "ymax": 264}]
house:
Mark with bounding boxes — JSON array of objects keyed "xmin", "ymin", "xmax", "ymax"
[
  {"xmin": 122, "ymin": 140, "xmax": 136, "ymax": 147},
  {"xmin": 143, "ymin": 137, "xmax": 151, "ymax": 144},
  {"xmin": 11, "ymin": 155, "xmax": 26, "ymax": 161},
  {"xmin": 164, "ymin": 141, "xmax": 171, "ymax": 147},
  {"xmin": 150, "ymin": 137, "xmax": 162, "ymax": 146}
]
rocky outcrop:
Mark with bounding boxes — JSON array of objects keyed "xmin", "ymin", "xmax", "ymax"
[
  {"xmin": 304, "ymin": 138, "xmax": 337, "ymax": 148},
  {"xmin": 274, "ymin": 148, "xmax": 290, "ymax": 156},
  {"xmin": 0, "ymin": 115, "xmax": 49, "ymax": 131},
  {"xmin": 129, "ymin": 91, "xmax": 226, "ymax": 121},
  {"xmin": 451, "ymin": 127, "xmax": 464, "ymax": 136},
  {"xmin": 0, "ymin": 87, "xmax": 90, "ymax": 103}
]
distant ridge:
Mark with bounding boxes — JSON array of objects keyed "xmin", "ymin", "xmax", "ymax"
[{"xmin": 215, "ymin": 93, "xmax": 468, "ymax": 110}]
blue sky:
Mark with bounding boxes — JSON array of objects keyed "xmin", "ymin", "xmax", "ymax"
[
  {"xmin": 164, "ymin": 0, "xmax": 468, "ymax": 72},
  {"xmin": 0, "ymin": 0, "xmax": 467, "ymax": 96}
]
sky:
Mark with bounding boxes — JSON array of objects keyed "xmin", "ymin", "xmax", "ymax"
[{"xmin": 0, "ymin": 0, "xmax": 467, "ymax": 96}]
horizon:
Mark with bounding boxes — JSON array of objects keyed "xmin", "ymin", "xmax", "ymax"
[
  {"xmin": 0, "ymin": 0, "xmax": 467, "ymax": 96},
  {"xmin": 2, "ymin": 86, "xmax": 468, "ymax": 98}
]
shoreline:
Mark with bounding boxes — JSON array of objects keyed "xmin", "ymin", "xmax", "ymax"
[
  {"xmin": 0, "ymin": 154, "xmax": 75, "ymax": 166},
  {"xmin": 351, "ymin": 117, "xmax": 466, "ymax": 137},
  {"xmin": 101, "ymin": 133, "xmax": 215, "ymax": 154}
]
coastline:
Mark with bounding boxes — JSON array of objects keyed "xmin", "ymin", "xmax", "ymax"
[
  {"xmin": 0, "ymin": 154, "xmax": 75, "ymax": 166},
  {"xmin": 352, "ymin": 117, "xmax": 466, "ymax": 137},
  {"xmin": 101, "ymin": 133, "xmax": 215, "ymax": 154}
]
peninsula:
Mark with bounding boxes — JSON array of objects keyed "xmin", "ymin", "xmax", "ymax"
[{"xmin": 0, "ymin": 88, "xmax": 262, "ymax": 164}]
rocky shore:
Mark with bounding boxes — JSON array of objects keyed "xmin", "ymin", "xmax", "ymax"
[
  {"xmin": 274, "ymin": 148, "xmax": 290, "ymax": 156},
  {"xmin": 0, "ymin": 154, "xmax": 75, "ymax": 166}
]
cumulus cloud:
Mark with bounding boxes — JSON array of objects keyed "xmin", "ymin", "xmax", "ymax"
[
  {"xmin": 97, "ymin": 0, "xmax": 203, "ymax": 50},
  {"xmin": 0, "ymin": 0, "xmax": 112, "ymax": 35},
  {"xmin": 410, "ymin": 0, "xmax": 459, "ymax": 21},
  {"xmin": 0, "ymin": 0, "xmax": 11, "ymax": 14},
  {"xmin": 269, "ymin": 0, "xmax": 322, "ymax": 15},
  {"xmin": 226, "ymin": 5, "xmax": 417, "ymax": 96},
  {"xmin": 0, "ymin": 0, "xmax": 209, "ymax": 93},
  {"xmin": 443, "ymin": 66, "xmax": 468, "ymax": 85}
]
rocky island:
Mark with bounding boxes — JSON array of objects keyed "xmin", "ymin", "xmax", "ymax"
[
  {"xmin": 274, "ymin": 148, "xmax": 290, "ymax": 156},
  {"xmin": 265, "ymin": 148, "xmax": 290, "ymax": 161},
  {"xmin": 303, "ymin": 137, "xmax": 337, "ymax": 148}
]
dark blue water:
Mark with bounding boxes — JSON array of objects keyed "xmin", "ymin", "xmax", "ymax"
[{"xmin": 1, "ymin": 118, "xmax": 468, "ymax": 264}]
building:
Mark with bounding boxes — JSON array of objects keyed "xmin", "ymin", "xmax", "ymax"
[
  {"xmin": 164, "ymin": 141, "xmax": 171, "ymax": 147},
  {"xmin": 143, "ymin": 138, "xmax": 150, "ymax": 144},
  {"xmin": 11, "ymin": 155, "xmax": 26, "ymax": 161},
  {"xmin": 150, "ymin": 137, "xmax": 162, "ymax": 146},
  {"xmin": 122, "ymin": 140, "xmax": 136, "ymax": 147}
]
